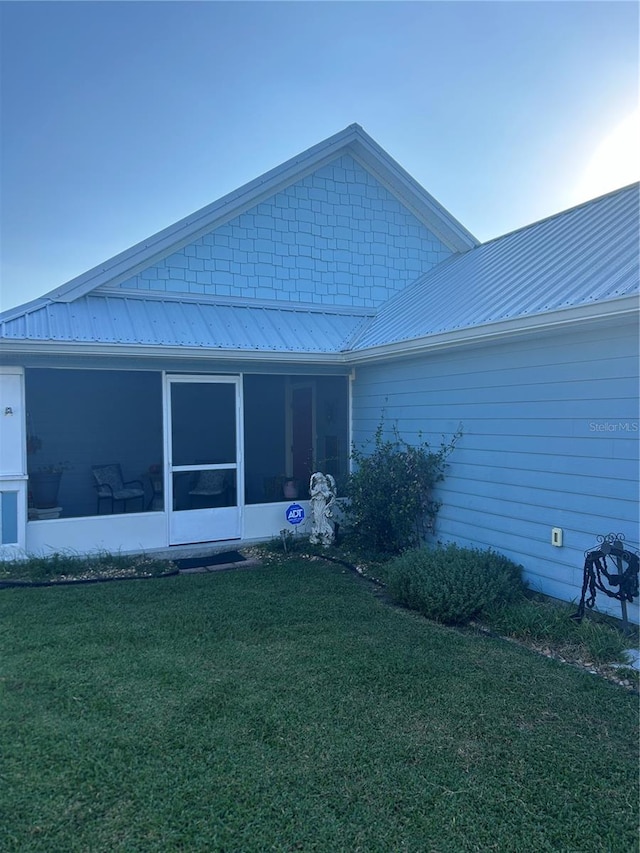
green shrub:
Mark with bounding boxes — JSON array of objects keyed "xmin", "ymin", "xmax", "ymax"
[
  {"xmin": 485, "ymin": 594, "xmax": 631, "ymax": 664},
  {"xmin": 343, "ymin": 422, "xmax": 461, "ymax": 554},
  {"xmin": 387, "ymin": 543, "xmax": 524, "ymax": 625}
]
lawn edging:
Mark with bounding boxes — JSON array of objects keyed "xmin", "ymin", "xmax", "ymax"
[
  {"xmin": 0, "ymin": 569, "xmax": 180, "ymax": 590},
  {"xmin": 304, "ymin": 546, "xmax": 639, "ymax": 692}
]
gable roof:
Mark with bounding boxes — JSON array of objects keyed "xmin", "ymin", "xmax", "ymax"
[
  {"xmin": 351, "ymin": 182, "xmax": 640, "ymax": 358},
  {"xmin": 1, "ymin": 152, "xmax": 637, "ymax": 363},
  {"xmin": 0, "ymin": 124, "xmax": 477, "ymax": 322}
]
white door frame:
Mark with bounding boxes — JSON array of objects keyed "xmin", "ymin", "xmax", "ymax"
[{"xmin": 164, "ymin": 374, "xmax": 243, "ymax": 546}]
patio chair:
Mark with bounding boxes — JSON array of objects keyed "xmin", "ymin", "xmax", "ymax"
[
  {"xmin": 189, "ymin": 469, "xmax": 228, "ymax": 508},
  {"xmin": 91, "ymin": 463, "xmax": 145, "ymax": 515}
]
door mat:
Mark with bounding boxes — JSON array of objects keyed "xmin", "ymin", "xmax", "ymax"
[{"xmin": 173, "ymin": 551, "xmax": 247, "ymax": 572}]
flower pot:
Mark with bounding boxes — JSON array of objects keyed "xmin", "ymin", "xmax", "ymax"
[
  {"xmin": 29, "ymin": 471, "xmax": 63, "ymax": 508},
  {"xmin": 283, "ymin": 479, "xmax": 298, "ymax": 500}
]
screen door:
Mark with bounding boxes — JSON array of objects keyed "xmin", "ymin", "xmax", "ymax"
[{"xmin": 167, "ymin": 376, "xmax": 241, "ymax": 545}]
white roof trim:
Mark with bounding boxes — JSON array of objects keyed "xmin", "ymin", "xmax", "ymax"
[
  {"xmin": 19, "ymin": 124, "xmax": 476, "ymax": 311},
  {"xmin": 3, "ymin": 295, "xmax": 635, "ymax": 364},
  {"xmin": 347, "ymin": 138, "xmax": 477, "ymax": 252},
  {"xmin": 0, "ymin": 339, "xmax": 352, "ymax": 365},
  {"xmin": 345, "ymin": 295, "xmax": 640, "ymax": 364}
]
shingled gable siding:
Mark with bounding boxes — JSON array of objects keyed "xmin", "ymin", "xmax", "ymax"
[
  {"xmin": 351, "ymin": 319, "xmax": 640, "ymax": 623},
  {"xmin": 116, "ymin": 155, "xmax": 452, "ymax": 308}
]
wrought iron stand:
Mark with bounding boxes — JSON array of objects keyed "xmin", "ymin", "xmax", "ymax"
[{"xmin": 574, "ymin": 533, "xmax": 639, "ymax": 633}]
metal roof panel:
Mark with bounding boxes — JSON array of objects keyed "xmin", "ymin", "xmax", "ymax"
[
  {"xmin": 0, "ymin": 294, "xmax": 371, "ymax": 355},
  {"xmin": 2, "ymin": 184, "xmax": 637, "ymax": 360}
]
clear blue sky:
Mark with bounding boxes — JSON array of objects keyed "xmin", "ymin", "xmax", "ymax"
[{"xmin": 1, "ymin": 1, "xmax": 638, "ymax": 312}]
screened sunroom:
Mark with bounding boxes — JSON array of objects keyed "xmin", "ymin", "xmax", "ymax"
[{"xmin": 22, "ymin": 367, "xmax": 349, "ymax": 547}]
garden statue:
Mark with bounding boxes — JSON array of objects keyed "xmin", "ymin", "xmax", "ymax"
[{"xmin": 309, "ymin": 472, "xmax": 337, "ymax": 547}]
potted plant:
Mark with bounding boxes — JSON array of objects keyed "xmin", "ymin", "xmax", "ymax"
[
  {"xmin": 27, "ymin": 433, "xmax": 67, "ymax": 509},
  {"xmin": 282, "ymin": 477, "xmax": 299, "ymax": 500}
]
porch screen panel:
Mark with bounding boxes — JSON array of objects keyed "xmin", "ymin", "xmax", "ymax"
[
  {"xmin": 25, "ymin": 368, "xmax": 163, "ymax": 519},
  {"xmin": 243, "ymin": 374, "xmax": 349, "ymax": 504}
]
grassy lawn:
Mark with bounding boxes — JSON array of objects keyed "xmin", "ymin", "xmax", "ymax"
[{"xmin": 1, "ymin": 558, "xmax": 637, "ymax": 852}]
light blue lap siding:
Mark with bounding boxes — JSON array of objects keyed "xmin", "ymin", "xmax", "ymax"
[
  {"xmin": 351, "ymin": 320, "xmax": 640, "ymax": 623},
  {"xmin": 117, "ymin": 155, "xmax": 451, "ymax": 308}
]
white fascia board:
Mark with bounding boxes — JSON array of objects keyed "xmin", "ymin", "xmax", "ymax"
[
  {"xmin": 345, "ymin": 295, "xmax": 640, "ymax": 364},
  {"xmin": 0, "ymin": 340, "xmax": 352, "ymax": 365}
]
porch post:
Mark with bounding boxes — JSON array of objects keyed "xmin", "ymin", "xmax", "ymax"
[{"xmin": 0, "ymin": 367, "xmax": 28, "ymax": 556}]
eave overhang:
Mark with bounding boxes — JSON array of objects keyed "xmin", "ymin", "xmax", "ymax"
[
  {"xmin": 2, "ymin": 296, "xmax": 636, "ymax": 368},
  {"xmin": 0, "ymin": 339, "xmax": 352, "ymax": 365},
  {"xmin": 343, "ymin": 295, "xmax": 639, "ymax": 365}
]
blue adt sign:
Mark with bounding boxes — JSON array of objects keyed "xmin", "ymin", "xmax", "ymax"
[{"xmin": 286, "ymin": 503, "xmax": 305, "ymax": 525}]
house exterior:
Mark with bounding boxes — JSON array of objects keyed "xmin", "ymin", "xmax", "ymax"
[{"xmin": 1, "ymin": 124, "xmax": 638, "ymax": 622}]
